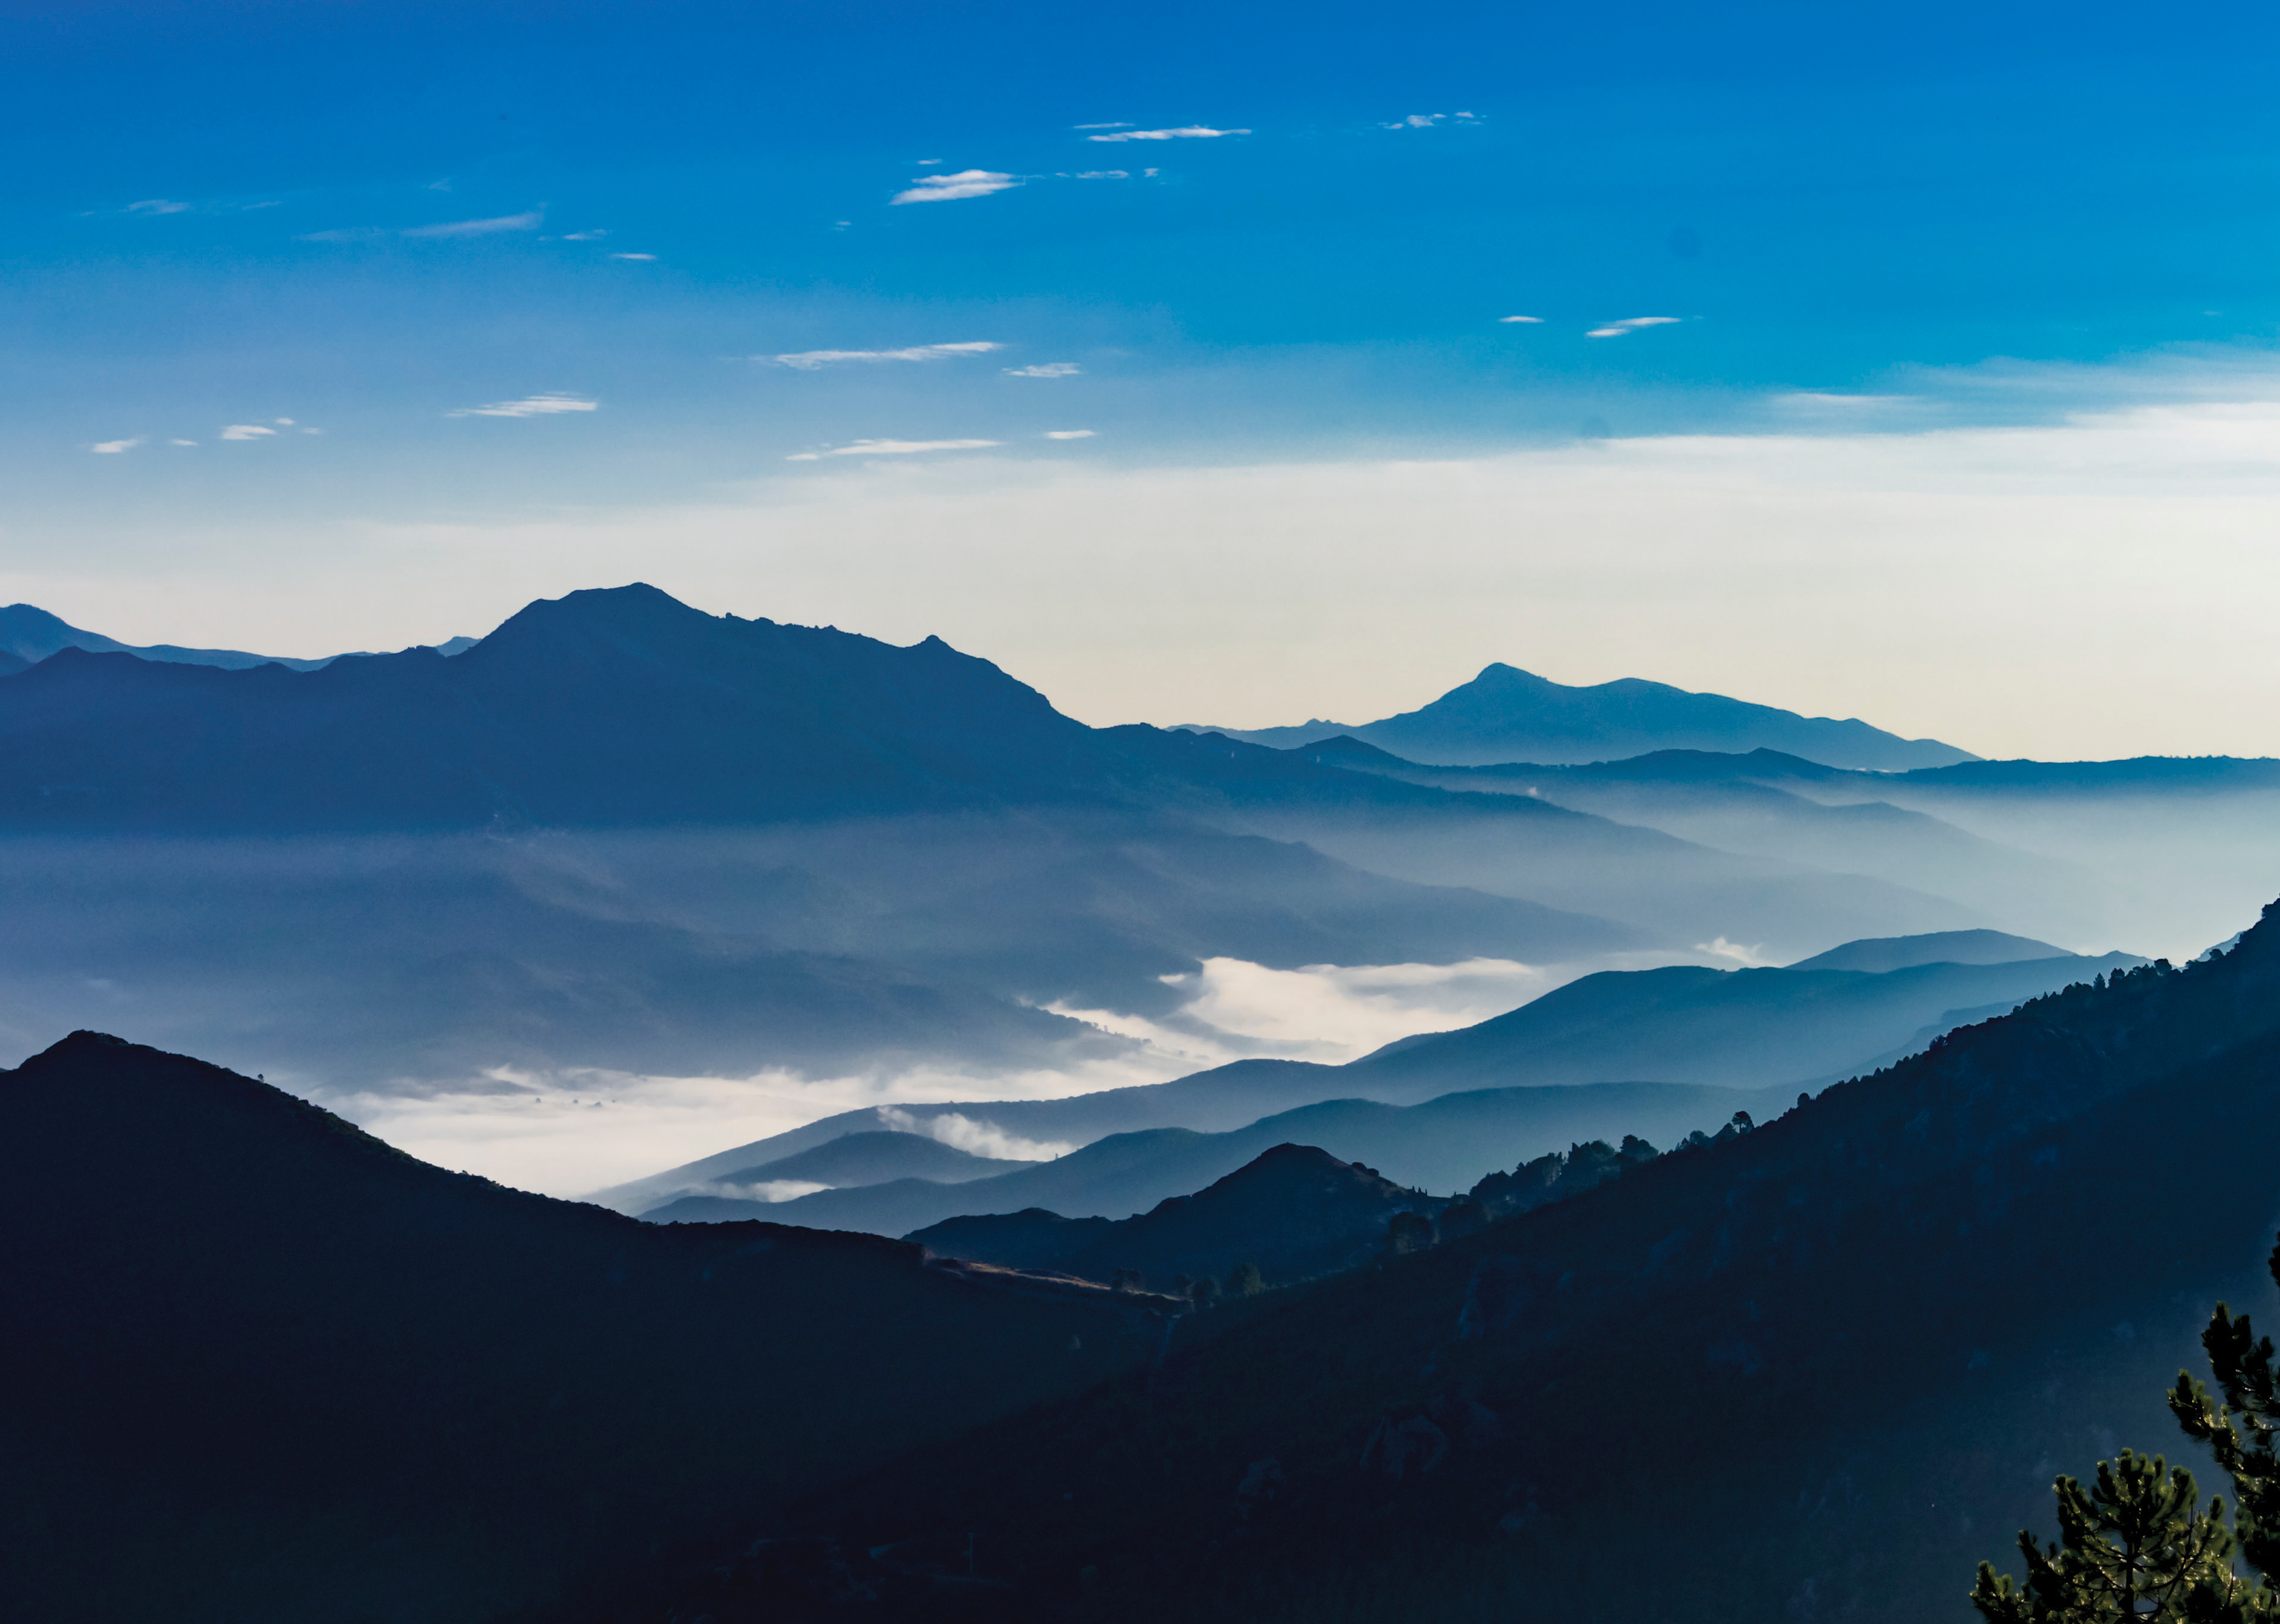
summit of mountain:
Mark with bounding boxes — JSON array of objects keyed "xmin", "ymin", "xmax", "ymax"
[
  {"xmin": 0, "ymin": 1030, "xmax": 1167, "ymax": 1619},
  {"xmin": 1786, "ymin": 927, "xmax": 2070, "ymax": 973},
  {"xmin": 913, "ymin": 1142, "xmax": 1438, "ymax": 1294},
  {"xmin": 1191, "ymin": 663, "xmax": 1978, "ymax": 770},
  {"xmin": 0, "ymin": 583, "xmax": 1130, "ymax": 829}
]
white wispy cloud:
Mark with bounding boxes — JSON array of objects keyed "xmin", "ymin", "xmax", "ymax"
[
  {"xmin": 123, "ymin": 199, "xmax": 191, "ymax": 216},
  {"xmin": 1073, "ymin": 122, "xmax": 1133, "ymax": 130},
  {"xmin": 890, "ymin": 170, "xmax": 1020, "ymax": 204},
  {"xmin": 90, "ymin": 437, "xmax": 144, "ymax": 454},
  {"xmin": 1043, "ymin": 429, "xmax": 1097, "ymax": 439},
  {"xmin": 609, "ymin": 252, "xmax": 657, "ymax": 261},
  {"xmin": 1586, "ymin": 316, "xmax": 1683, "ymax": 338},
  {"xmin": 768, "ymin": 342, "xmax": 1002, "ymax": 370},
  {"xmin": 1382, "ymin": 111, "xmax": 1484, "ymax": 130},
  {"xmin": 445, "ymin": 393, "xmax": 599, "ymax": 419},
  {"xmin": 402, "ymin": 210, "xmax": 544, "ymax": 238},
  {"xmin": 786, "ymin": 438, "xmax": 1001, "ymax": 461},
  {"xmin": 1499, "ymin": 315, "xmax": 1544, "ymax": 324},
  {"xmin": 1696, "ymin": 936, "xmax": 1776, "ymax": 966},
  {"xmin": 1064, "ymin": 170, "xmax": 1130, "ymax": 180},
  {"xmin": 1086, "ymin": 126, "xmax": 1249, "ymax": 143},
  {"xmin": 219, "ymin": 424, "xmax": 276, "ymax": 441},
  {"xmin": 562, "ymin": 229, "xmax": 608, "ymax": 240},
  {"xmin": 1004, "ymin": 362, "xmax": 1081, "ymax": 378},
  {"xmin": 168, "ymin": 438, "xmax": 196, "ymax": 446},
  {"xmin": 301, "ymin": 209, "xmax": 544, "ymax": 245}
]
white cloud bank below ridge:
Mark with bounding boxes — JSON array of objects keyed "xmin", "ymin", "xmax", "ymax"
[{"xmin": 320, "ymin": 952, "xmax": 1610, "ymax": 1194}]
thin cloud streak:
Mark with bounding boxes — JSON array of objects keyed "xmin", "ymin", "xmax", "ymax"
[
  {"xmin": 1004, "ymin": 363, "xmax": 1082, "ymax": 377},
  {"xmin": 890, "ymin": 169, "xmax": 1019, "ymax": 204},
  {"xmin": 1086, "ymin": 126, "xmax": 1249, "ymax": 142},
  {"xmin": 219, "ymin": 424, "xmax": 276, "ymax": 441},
  {"xmin": 401, "ymin": 210, "xmax": 545, "ymax": 238},
  {"xmin": 444, "ymin": 393, "xmax": 599, "ymax": 419},
  {"xmin": 768, "ymin": 342, "xmax": 1002, "ymax": 370},
  {"xmin": 1587, "ymin": 316, "xmax": 1684, "ymax": 338},
  {"xmin": 90, "ymin": 438, "xmax": 144, "ymax": 454},
  {"xmin": 785, "ymin": 438, "xmax": 1002, "ymax": 460}
]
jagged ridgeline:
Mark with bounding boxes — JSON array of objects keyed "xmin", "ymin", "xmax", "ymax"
[{"xmin": 640, "ymin": 904, "xmax": 2280, "ymax": 1624}]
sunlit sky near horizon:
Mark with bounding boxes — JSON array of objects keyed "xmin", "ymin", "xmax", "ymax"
[{"xmin": 8, "ymin": 0, "xmax": 2280, "ymax": 759}]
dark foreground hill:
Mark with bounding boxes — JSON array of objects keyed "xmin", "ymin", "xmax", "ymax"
[
  {"xmin": 1189, "ymin": 661, "xmax": 1976, "ymax": 770},
  {"xmin": 0, "ymin": 1033, "xmax": 1173, "ymax": 1623},
  {"xmin": 644, "ymin": 902, "xmax": 2280, "ymax": 1624}
]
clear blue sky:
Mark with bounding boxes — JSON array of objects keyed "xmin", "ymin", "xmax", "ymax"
[{"xmin": 7, "ymin": 0, "xmax": 2280, "ymax": 755}]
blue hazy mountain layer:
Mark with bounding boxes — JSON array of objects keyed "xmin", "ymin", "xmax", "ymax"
[
  {"xmin": 914, "ymin": 1142, "xmax": 1440, "ymax": 1294},
  {"xmin": 650, "ymin": 1081, "xmax": 1792, "ymax": 1235},
  {"xmin": 713, "ymin": 1130, "xmax": 1025, "ymax": 1190},
  {"xmin": 1786, "ymin": 928, "xmax": 2066, "ymax": 973},
  {"xmin": 610, "ymin": 936, "xmax": 2133, "ymax": 1223},
  {"xmin": 0, "ymin": 601, "xmax": 477, "ymax": 673},
  {"xmin": 715, "ymin": 907, "xmax": 2280, "ymax": 1624},
  {"xmin": 1188, "ymin": 662, "xmax": 1979, "ymax": 770}
]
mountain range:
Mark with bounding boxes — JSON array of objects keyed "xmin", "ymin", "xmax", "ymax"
[
  {"xmin": 0, "ymin": 584, "xmax": 2070, "ymax": 1096},
  {"xmin": 609, "ymin": 930, "xmax": 2138, "ymax": 1231},
  {"xmin": 642, "ymin": 903, "xmax": 2280, "ymax": 1624},
  {"xmin": 23, "ymin": 904, "xmax": 2273, "ymax": 1622},
  {"xmin": 0, "ymin": 600, "xmax": 477, "ymax": 673},
  {"xmin": 1188, "ymin": 660, "xmax": 1979, "ymax": 770}
]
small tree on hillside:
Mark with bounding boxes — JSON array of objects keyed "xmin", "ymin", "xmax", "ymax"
[
  {"xmin": 1969, "ymin": 1454, "xmax": 2241, "ymax": 1624},
  {"xmin": 1971, "ymin": 1236, "xmax": 2280, "ymax": 1623},
  {"xmin": 1228, "ymin": 1261, "xmax": 1264, "ymax": 1297}
]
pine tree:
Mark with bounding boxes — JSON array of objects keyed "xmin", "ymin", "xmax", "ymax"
[
  {"xmin": 1972, "ymin": 1235, "xmax": 2280, "ymax": 1624},
  {"xmin": 1970, "ymin": 1453, "xmax": 2240, "ymax": 1624}
]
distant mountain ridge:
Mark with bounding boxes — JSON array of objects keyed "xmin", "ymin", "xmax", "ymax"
[
  {"xmin": 910, "ymin": 1143, "xmax": 1440, "ymax": 1294},
  {"xmin": 607, "ymin": 932, "xmax": 2138, "ymax": 1229},
  {"xmin": 681, "ymin": 905, "xmax": 2280, "ymax": 1624},
  {"xmin": 0, "ymin": 601, "xmax": 476, "ymax": 673},
  {"xmin": 1189, "ymin": 661, "xmax": 1978, "ymax": 770}
]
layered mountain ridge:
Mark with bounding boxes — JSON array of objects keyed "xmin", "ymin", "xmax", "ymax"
[{"xmin": 1189, "ymin": 660, "xmax": 1979, "ymax": 770}]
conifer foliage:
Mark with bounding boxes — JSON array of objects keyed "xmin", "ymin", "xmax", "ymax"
[
  {"xmin": 1973, "ymin": 1238, "xmax": 2280, "ymax": 1624},
  {"xmin": 1970, "ymin": 1454, "xmax": 2239, "ymax": 1624}
]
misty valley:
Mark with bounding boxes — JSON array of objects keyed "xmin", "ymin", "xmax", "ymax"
[{"xmin": 9, "ymin": 583, "xmax": 2280, "ymax": 1622}]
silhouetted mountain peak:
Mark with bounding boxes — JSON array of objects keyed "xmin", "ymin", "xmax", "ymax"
[
  {"xmin": 1786, "ymin": 928, "xmax": 2075, "ymax": 974},
  {"xmin": 1197, "ymin": 663, "xmax": 1977, "ymax": 770}
]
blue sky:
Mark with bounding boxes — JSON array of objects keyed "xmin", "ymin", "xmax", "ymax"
[{"xmin": 7, "ymin": 0, "xmax": 2280, "ymax": 754}]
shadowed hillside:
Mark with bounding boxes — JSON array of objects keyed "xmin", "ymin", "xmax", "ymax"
[
  {"xmin": 0, "ymin": 1033, "xmax": 1171, "ymax": 1623},
  {"xmin": 640, "ymin": 901, "xmax": 2280, "ymax": 1624}
]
